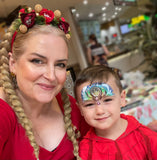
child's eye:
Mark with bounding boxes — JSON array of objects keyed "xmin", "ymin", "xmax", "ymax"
[
  {"xmin": 84, "ymin": 103, "xmax": 95, "ymax": 107},
  {"xmin": 104, "ymin": 98, "xmax": 112, "ymax": 102},
  {"xmin": 30, "ymin": 59, "xmax": 43, "ymax": 64}
]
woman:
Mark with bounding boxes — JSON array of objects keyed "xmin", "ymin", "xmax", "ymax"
[
  {"xmin": 86, "ymin": 34, "xmax": 110, "ymax": 66},
  {"xmin": 0, "ymin": 4, "xmax": 89, "ymax": 160}
]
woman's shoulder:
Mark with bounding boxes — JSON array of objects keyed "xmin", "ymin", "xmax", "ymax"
[
  {"xmin": 57, "ymin": 93, "xmax": 90, "ymax": 136},
  {"xmin": 69, "ymin": 95, "xmax": 90, "ymax": 135},
  {"xmin": 68, "ymin": 94, "xmax": 77, "ymax": 105},
  {"xmin": 0, "ymin": 87, "xmax": 11, "ymax": 110},
  {"xmin": 56, "ymin": 93, "xmax": 77, "ymax": 109},
  {"xmin": 0, "ymin": 87, "xmax": 16, "ymax": 122},
  {"xmin": 0, "ymin": 88, "xmax": 18, "ymax": 150}
]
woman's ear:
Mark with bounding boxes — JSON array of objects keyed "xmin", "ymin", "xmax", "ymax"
[
  {"xmin": 8, "ymin": 52, "xmax": 16, "ymax": 74},
  {"xmin": 120, "ymin": 90, "xmax": 126, "ymax": 107}
]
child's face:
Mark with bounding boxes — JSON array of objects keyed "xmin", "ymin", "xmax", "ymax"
[{"xmin": 76, "ymin": 76, "xmax": 126, "ymax": 137}]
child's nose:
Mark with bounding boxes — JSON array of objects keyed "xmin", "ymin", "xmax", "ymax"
[{"xmin": 95, "ymin": 105, "xmax": 105, "ymax": 115}]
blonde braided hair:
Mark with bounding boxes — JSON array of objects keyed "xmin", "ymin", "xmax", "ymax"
[
  {"xmin": 0, "ymin": 21, "xmax": 39, "ymax": 158},
  {"xmin": 61, "ymin": 88, "xmax": 81, "ymax": 160}
]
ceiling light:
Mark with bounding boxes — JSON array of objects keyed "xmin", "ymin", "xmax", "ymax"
[
  {"xmin": 83, "ymin": 0, "xmax": 88, "ymax": 5},
  {"xmin": 88, "ymin": 13, "xmax": 94, "ymax": 17},
  {"xmin": 105, "ymin": 2, "xmax": 109, "ymax": 6},
  {"xmin": 71, "ymin": 8, "xmax": 76, "ymax": 13},
  {"xmin": 115, "ymin": 7, "xmax": 122, "ymax": 11},
  {"xmin": 102, "ymin": 17, "xmax": 106, "ymax": 21},
  {"xmin": 112, "ymin": 15, "xmax": 116, "ymax": 18},
  {"xmin": 102, "ymin": 6, "xmax": 106, "ymax": 10},
  {"xmin": 76, "ymin": 13, "xmax": 80, "ymax": 18},
  {"xmin": 102, "ymin": 13, "xmax": 106, "ymax": 17}
]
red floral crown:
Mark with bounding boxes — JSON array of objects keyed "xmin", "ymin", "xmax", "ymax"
[{"xmin": 12, "ymin": 4, "xmax": 71, "ymax": 39}]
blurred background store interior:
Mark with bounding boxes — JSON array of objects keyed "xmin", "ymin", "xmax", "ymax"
[{"xmin": 0, "ymin": 0, "xmax": 157, "ymax": 79}]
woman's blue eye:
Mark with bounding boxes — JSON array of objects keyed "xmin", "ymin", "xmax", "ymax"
[
  {"xmin": 30, "ymin": 59, "xmax": 43, "ymax": 64},
  {"xmin": 57, "ymin": 63, "xmax": 66, "ymax": 68}
]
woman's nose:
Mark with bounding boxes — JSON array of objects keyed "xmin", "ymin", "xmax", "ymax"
[{"xmin": 44, "ymin": 66, "xmax": 56, "ymax": 81}]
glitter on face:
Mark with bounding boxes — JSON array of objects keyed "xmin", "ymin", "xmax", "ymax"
[{"xmin": 81, "ymin": 83, "xmax": 114, "ymax": 102}]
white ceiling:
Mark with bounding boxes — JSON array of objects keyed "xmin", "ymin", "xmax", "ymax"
[{"xmin": 0, "ymin": 0, "xmax": 152, "ymax": 24}]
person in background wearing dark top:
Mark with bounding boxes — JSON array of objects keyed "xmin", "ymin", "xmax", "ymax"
[
  {"xmin": 86, "ymin": 34, "xmax": 110, "ymax": 66},
  {"xmin": 74, "ymin": 65, "xmax": 157, "ymax": 160},
  {"xmin": 0, "ymin": 4, "xmax": 89, "ymax": 160}
]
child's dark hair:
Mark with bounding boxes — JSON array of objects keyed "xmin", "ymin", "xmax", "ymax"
[{"xmin": 74, "ymin": 65, "xmax": 123, "ymax": 100}]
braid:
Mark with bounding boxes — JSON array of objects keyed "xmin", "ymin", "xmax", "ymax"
[
  {"xmin": 0, "ymin": 22, "xmax": 39, "ymax": 159},
  {"xmin": 60, "ymin": 88, "xmax": 81, "ymax": 160}
]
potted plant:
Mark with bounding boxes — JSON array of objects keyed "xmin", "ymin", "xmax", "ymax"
[{"xmin": 138, "ymin": 0, "xmax": 157, "ymax": 79}]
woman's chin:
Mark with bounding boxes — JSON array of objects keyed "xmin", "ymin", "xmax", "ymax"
[{"xmin": 35, "ymin": 95, "xmax": 54, "ymax": 103}]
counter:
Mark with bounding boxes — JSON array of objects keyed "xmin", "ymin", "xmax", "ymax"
[{"xmin": 108, "ymin": 49, "xmax": 145, "ymax": 73}]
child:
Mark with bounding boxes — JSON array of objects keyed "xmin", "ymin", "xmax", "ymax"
[{"xmin": 74, "ymin": 65, "xmax": 157, "ymax": 160}]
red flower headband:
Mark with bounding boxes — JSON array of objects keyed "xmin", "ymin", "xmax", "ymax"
[{"xmin": 11, "ymin": 4, "xmax": 71, "ymax": 50}]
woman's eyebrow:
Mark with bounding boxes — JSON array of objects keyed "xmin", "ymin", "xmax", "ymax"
[
  {"xmin": 57, "ymin": 59, "xmax": 68, "ymax": 62},
  {"xmin": 31, "ymin": 52, "xmax": 46, "ymax": 59}
]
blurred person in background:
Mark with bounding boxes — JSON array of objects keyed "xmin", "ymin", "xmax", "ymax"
[{"xmin": 86, "ymin": 34, "xmax": 110, "ymax": 66}]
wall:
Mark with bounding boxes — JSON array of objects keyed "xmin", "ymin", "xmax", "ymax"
[
  {"xmin": 79, "ymin": 20, "xmax": 100, "ymax": 43},
  {"xmin": 64, "ymin": 9, "xmax": 88, "ymax": 70},
  {"xmin": 100, "ymin": 19, "xmax": 122, "ymax": 44}
]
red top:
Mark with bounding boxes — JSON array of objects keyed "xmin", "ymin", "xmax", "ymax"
[
  {"xmin": 0, "ymin": 93, "xmax": 89, "ymax": 160},
  {"xmin": 79, "ymin": 114, "xmax": 157, "ymax": 160}
]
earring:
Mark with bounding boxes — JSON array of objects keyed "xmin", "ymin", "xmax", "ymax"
[{"xmin": 10, "ymin": 72, "xmax": 18, "ymax": 88}]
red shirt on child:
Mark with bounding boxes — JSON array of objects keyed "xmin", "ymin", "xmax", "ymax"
[{"xmin": 79, "ymin": 114, "xmax": 157, "ymax": 160}]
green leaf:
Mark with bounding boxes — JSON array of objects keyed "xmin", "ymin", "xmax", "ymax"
[{"xmin": 35, "ymin": 16, "xmax": 46, "ymax": 25}]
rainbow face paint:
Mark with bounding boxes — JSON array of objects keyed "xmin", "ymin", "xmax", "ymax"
[{"xmin": 81, "ymin": 83, "xmax": 114, "ymax": 102}]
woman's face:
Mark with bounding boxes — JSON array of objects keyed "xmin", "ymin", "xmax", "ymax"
[{"xmin": 9, "ymin": 33, "xmax": 68, "ymax": 103}]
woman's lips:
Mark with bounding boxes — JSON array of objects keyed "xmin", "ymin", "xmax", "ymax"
[{"xmin": 38, "ymin": 83, "xmax": 55, "ymax": 90}]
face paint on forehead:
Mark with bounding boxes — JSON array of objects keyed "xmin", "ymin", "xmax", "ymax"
[{"xmin": 81, "ymin": 83, "xmax": 114, "ymax": 102}]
